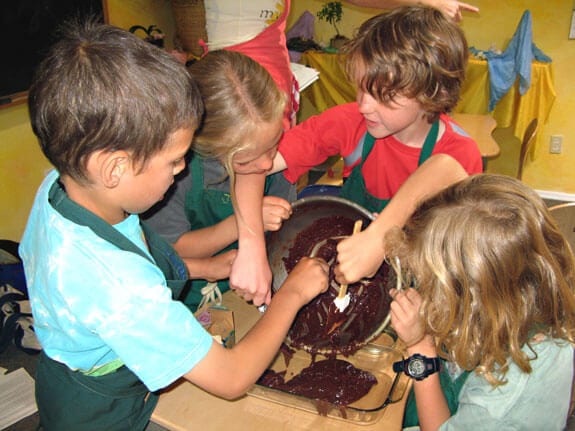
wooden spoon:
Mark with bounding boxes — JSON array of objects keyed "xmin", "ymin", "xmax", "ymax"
[{"xmin": 333, "ymin": 219, "xmax": 363, "ymax": 312}]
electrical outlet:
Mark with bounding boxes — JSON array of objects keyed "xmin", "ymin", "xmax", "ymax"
[{"xmin": 550, "ymin": 135, "xmax": 563, "ymax": 154}]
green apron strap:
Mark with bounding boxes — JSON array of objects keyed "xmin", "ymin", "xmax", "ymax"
[
  {"xmin": 418, "ymin": 120, "xmax": 439, "ymax": 165},
  {"xmin": 340, "ymin": 121, "xmax": 440, "ymax": 213},
  {"xmin": 49, "ymin": 179, "xmax": 188, "ymax": 299},
  {"xmin": 141, "ymin": 223, "xmax": 189, "ymax": 300},
  {"xmin": 339, "ymin": 132, "xmax": 388, "ymax": 213},
  {"xmin": 361, "ymin": 131, "xmax": 377, "ymax": 161},
  {"xmin": 403, "ymin": 364, "xmax": 471, "ymax": 427},
  {"xmin": 363, "ymin": 120, "xmax": 438, "ymax": 168},
  {"xmin": 48, "ymin": 180, "xmax": 155, "ymax": 264}
]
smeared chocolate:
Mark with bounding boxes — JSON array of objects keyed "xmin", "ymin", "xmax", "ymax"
[
  {"xmin": 283, "ymin": 216, "xmax": 392, "ymax": 356},
  {"xmin": 257, "ymin": 359, "xmax": 377, "ymax": 413}
]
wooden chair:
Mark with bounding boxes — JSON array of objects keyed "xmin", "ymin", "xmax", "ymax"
[
  {"xmin": 548, "ymin": 202, "xmax": 575, "ymax": 255},
  {"xmin": 517, "ymin": 118, "xmax": 538, "ymax": 180}
]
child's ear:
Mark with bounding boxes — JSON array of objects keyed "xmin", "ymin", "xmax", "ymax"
[{"xmin": 101, "ymin": 151, "xmax": 130, "ymax": 188}]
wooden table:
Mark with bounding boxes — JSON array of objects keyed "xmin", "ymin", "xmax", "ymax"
[{"xmin": 151, "ymin": 292, "xmax": 410, "ymax": 431}]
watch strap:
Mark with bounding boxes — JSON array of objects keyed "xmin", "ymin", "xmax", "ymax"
[{"xmin": 393, "ymin": 354, "xmax": 441, "ymax": 380}]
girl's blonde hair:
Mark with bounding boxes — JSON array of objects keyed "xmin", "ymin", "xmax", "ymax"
[
  {"xmin": 187, "ymin": 50, "xmax": 286, "ymax": 180},
  {"xmin": 387, "ymin": 174, "xmax": 575, "ymax": 386}
]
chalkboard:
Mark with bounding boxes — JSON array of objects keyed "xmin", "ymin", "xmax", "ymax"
[{"xmin": 0, "ymin": 0, "xmax": 106, "ymax": 107}]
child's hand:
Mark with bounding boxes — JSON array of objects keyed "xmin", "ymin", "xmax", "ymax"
[
  {"xmin": 262, "ymin": 196, "xmax": 292, "ymax": 232},
  {"xmin": 229, "ymin": 243, "xmax": 272, "ymax": 306},
  {"xmin": 334, "ymin": 229, "xmax": 386, "ymax": 284},
  {"xmin": 183, "ymin": 250, "xmax": 237, "ymax": 281},
  {"xmin": 281, "ymin": 257, "xmax": 329, "ymax": 305},
  {"xmin": 203, "ymin": 250, "xmax": 238, "ymax": 282},
  {"xmin": 425, "ymin": 0, "xmax": 479, "ymax": 22},
  {"xmin": 390, "ymin": 287, "xmax": 426, "ymax": 348}
]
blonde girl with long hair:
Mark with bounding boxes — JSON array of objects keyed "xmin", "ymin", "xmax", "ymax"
[
  {"xmin": 144, "ymin": 50, "xmax": 293, "ymax": 309},
  {"xmin": 388, "ymin": 174, "xmax": 575, "ymax": 430}
]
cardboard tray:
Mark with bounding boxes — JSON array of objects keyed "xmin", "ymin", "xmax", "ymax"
[{"xmin": 248, "ymin": 333, "xmax": 409, "ymax": 425}]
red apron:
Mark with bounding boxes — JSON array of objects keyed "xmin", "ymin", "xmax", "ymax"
[{"xmin": 223, "ymin": 0, "xmax": 298, "ymax": 129}]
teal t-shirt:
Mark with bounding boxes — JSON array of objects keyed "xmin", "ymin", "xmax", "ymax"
[
  {"xmin": 20, "ymin": 170, "xmax": 213, "ymax": 391},
  {"xmin": 404, "ymin": 338, "xmax": 573, "ymax": 430}
]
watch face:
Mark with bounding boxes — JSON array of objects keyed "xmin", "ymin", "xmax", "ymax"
[{"xmin": 407, "ymin": 358, "xmax": 426, "ymax": 377}]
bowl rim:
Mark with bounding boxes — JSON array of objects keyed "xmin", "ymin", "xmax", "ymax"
[
  {"xmin": 290, "ymin": 195, "xmax": 376, "ymax": 222},
  {"xmin": 268, "ymin": 195, "xmax": 390, "ymax": 354}
]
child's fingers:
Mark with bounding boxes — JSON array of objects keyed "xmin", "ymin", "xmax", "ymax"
[
  {"xmin": 458, "ymin": 2, "xmax": 479, "ymax": 13},
  {"xmin": 263, "ymin": 195, "xmax": 292, "ymax": 213}
]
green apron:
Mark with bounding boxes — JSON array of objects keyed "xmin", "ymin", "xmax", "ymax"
[
  {"xmin": 181, "ymin": 156, "xmax": 277, "ymax": 311},
  {"xmin": 403, "ymin": 361, "xmax": 471, "ymax": 427},
  {"xmin": 339, "ymin": 121, "xmax": 439, "ymax": 213},
  {"xmin": 36, "ymin": 179, "xmax": 190, "ymax": 431}
]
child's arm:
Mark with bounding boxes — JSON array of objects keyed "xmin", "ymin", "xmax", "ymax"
[
  {"xmin": 183, "ymin": 256, "xmax": 329, "ymax": 399},
  {"xmin": 173, "ymin": 216, "xmax": 239, "ymax": 259},
  {"xmin": 229, "ymin": 172, "xmax": 273, "ymax": 306},
  {"xmin": 225, "ymin": 153, "xmax": 293, "ymax": 305},
  {"xmin": 173, "ymin": 196, "xmax": 291, "ymax": 259},
  {"xmin": 391, "ymin": 288, "xmax": 451, "ymax": 430},
  {"xmin": 177, "ymin": 195, "xmax": 290, "ymax": 282},
  {"xmin": 335, "ymin": 154, "xmax": 468, "ymax": 284},
  {"xmin": 182, "ymin": 251, "xmax": 237, "ymax": 281}
]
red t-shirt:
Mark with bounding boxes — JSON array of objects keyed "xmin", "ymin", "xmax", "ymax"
[{"xmin": 280, "ymin": 103, "xmax": 483, "ymax": 200}]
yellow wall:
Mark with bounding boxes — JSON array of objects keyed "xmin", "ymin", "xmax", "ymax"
[
  {"xmin": 289, "ymin": 0, "xmax": 575, "ymax": 196},
  {"xmin": 0, "ymin": 104, "xmax": 50, "ymax": 242},
  {"xmin": 106, "ymin": 0, "xmax": 176, "ymax": 49},
  {"xmin": 0, "ymin": 0, "xmax": 177, "ymax": 242}
]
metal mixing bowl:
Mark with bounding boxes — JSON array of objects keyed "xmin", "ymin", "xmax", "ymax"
[
  {"xmin": 266, "ymin": 195, "xmax": 396, "ymax": 354},
  {"xmin": 267, "ymin": 195, "xmax": 375, "ymax": 292}
]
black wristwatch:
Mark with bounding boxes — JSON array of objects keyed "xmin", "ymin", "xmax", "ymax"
[{"xmin": 393, "ymin": 353, "xmax": 441, "ymax": 381}]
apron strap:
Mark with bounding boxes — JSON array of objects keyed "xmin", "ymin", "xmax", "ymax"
[
  {"xmin": 361, "ymin": 132, "xmax": 377, "ymax": 165},
  {"xmin": 359, "ymin": 119, "xmax": 439, "ymax": 169},
  {"xmin": 48, "ymin": 179, "xmax": 188, "ymax": 299},
  {"xmin": 418, "ymin": 120, "xmax": 439, "ymax": 165},
  {"xmin": 48, "ymin": 179, "xmax": 154, "ymax": 265}
]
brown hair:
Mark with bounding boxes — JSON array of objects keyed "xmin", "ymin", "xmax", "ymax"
[
  {"xmin": 343, "ymin": 5, "xmax": 468, "ymax": 123},
  {"xmin": 28, "ymin": 19, "xmax": 203, "ymax": 183},
  {"xmin": 187, "ymin": 50, "xmax": 286, "ymax": 178},
  {"xmin": 386, "ymin": 174, "xmax": 575, "ymax": 386}
]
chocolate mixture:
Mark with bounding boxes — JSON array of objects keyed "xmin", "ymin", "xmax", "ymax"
[
  {"xmin": 283, "ymin": 215, "xmax": 392, "ymax": 356},
  {"xmin": 257, "ymin": 359, "xmax": 377, "ymax": 415},
  {"xmin": 257, "ymin": 213, "xmax": 393, "ymax": 414}
]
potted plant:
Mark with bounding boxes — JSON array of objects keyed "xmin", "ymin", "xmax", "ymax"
[{"xmin": 316, "ymin": 1, "xmax": 348, "ymax": 50}]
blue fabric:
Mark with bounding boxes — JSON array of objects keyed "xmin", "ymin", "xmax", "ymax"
[{"xmin": 469, "ymin": 10, "xmax": 552, "ymax": 112}]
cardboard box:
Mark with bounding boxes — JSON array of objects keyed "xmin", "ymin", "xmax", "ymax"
[{"xmin": 195, "ymin": 304, "xmax": 235, "ymax": 348}]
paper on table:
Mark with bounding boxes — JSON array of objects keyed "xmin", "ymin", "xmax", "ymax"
[
  {"xmin": 0, "ymin": 367, "xmax": 38, "ymax": 429},
  {"xmin": 290, "ymin": 62, "xmax": 319, "ymax": 92}
]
